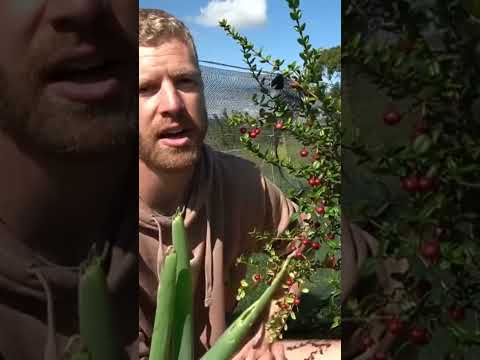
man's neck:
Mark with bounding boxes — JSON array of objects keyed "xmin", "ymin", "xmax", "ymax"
[
  {"xmin": 139, "ymin": 160, "xmax": 195, "ymax": 217},
  {"xmin": 0, "ymin": 132, "xmax": 134, "ymax": 266}
]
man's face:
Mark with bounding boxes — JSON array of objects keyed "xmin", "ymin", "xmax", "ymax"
[
  {"xmin": 139, "ymin": 37, "xmax": 208, "ymax": 173},
  {"xmin": 0, "ymin": 1, "xmax": 138, "ymax": 155}
]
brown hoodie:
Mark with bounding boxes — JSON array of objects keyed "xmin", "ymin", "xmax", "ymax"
[
  {"xmin": 0, "ymin": 201, "xmax": 138, "ymax": 360},
  {"xmin": 139, "ymin": 144, "xmax": 297, "ymax": 359}
]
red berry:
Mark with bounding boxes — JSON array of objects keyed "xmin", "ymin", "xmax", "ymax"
[
  {"xmin": 409, "ymin": 327, "xmax": 430, "ymax": 345},
  {"xmin": 286, "ymin": 277, "xmax": 294, "ymax": 286},
  {"xmin": 401, "ymin": 176, "xmax": 420, "ymax": 192},
  {"xmin": 293, "ymin": 297, "xmax": 301, "ymax": 306},
  {"xmin": 448, "ymin": 306, "xmax": 465, "ymax": 322},
  {"xmin": 374, "ymin": 352, "xmax": 388, "ymax": 360},
  {"xmin": 383, "ymin": 111, "xmax": 401, "ymax": 125},
  {"xmin": 254, "ymin": 127, "xmax": 261, "ymax": 135},
  {"xmin": 275, "ymin": 121, "xmax": 284, "ymax": 129},
  {"xmin": 308, "ymin": 176, "xmax": 321, "ymax": 187},
  {"xmin": 418, "ymin": 177, "xmax": 434, "ymax": 191},
  {"xmin": 420, "ymin": 240, "xmax": 441, "ymax": 262},
  {"xmin": 386, "ymin": 317, "xmax": 405, "ymax": 335},
  {"xmin": 300, "ymin": 148, "xmax": 309, "ymax": 157},
  {"xmin": 294, "ymin": 249, "xmax": 303, "ymax": 258},
  {"xmin": 249, "ymin": 130, "xmax": 257, "ymax": 138},
  {"xmin": 311, "ymin": 242, "xmax": 321, "ymax": 250},
  {"xmin": 253, "ymin": 274, "xmax": 262, "ymax": 282},
  {"xmin": 240, "ymin": 127, "xmax": 247, "ymax": 134},
  {"xmin": 308, "ymin": 176, "xmax": 320, "ymax": 187},
  {"xmin": 315, "ymin": 206, "xmax": 325, "ymax": 215},
  {"xmin": 302, "ymin": 238, "xmax": 311, "ymax": 246}
]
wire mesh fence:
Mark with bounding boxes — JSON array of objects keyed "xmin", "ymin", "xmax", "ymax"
[
  {"xmin": 201, "ymin": 63, "xmax": 301, "ymax": 119},
  {"xmin": 201, "ymin": 62, "xmax": 305, "ymax": 193}
]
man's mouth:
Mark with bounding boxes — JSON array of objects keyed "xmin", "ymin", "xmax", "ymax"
[
  {"xmin": 43, "ymin": 46, "xmax": 127, "ymax": 102},
  {"xmin": 49, "ymin": 60, "xmax": 120, "ymax": 82},
  {"xmin": 158, "ymin": 127, "xmax": 193, "ymax": 147}
]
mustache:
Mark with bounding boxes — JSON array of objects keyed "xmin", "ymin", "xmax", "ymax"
[
  {"xmin": 156, "ymin": 112, "xmax": 205, "ymax": 132},
  {"xmin": 30, "ymin": 16, "xmax": 136, "ymax": 83}
]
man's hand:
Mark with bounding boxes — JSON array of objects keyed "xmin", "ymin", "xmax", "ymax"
[{"xmin": 232, "ymin": 324, "xmax": 287, "ymax": 360}]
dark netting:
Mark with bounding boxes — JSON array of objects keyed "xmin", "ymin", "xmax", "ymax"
[
  {"xmin": 200, "ymin": 62, "xmax": 304, "ymax": 193},
  {"xmin": 200, "ymin": 63, "xmax": 301, "ymax": 119}
]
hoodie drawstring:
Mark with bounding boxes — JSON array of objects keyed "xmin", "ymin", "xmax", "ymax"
[
  {"xmin": 204, "ymin": 170, "xmax": 224, "ymax": 309},
  {"xmin": 204, "ymin": 204, "xmax": 213, "ymax": 308},
  {"xmin": 151, "ymin": 215, "xmax": 165, "ymax": 278},
  {"xmin": 29, "ymin": 267, "xmax": 58, "ymax": 360}
]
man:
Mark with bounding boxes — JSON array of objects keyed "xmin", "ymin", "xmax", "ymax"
[
  {"xmin": 0, "ymin": 1, "xmax": 137, "ymax": 359},
  {"xmin": 138, "ymin": 8, "xmax": 298, "ymax": 359}
]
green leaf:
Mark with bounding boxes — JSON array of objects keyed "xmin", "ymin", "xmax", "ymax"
[{"xmin": 412, "ymin": 134, "xmax": 432, "ymax": 154}]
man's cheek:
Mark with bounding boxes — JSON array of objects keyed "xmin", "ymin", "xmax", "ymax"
[{"xmin": 139, "ymin": 102, "xmax": 154, "ymax": 126}]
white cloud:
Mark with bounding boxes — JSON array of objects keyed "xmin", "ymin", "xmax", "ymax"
[{"xmin": 195, "ymin": 0, "xmax": 267, "ymax": 29}]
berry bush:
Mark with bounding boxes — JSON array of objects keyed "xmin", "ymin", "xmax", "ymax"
[
  {"xmin": 219, "ymin": 0, "xmax": 341, "ymax": 341},
  {"xmin": 343, "ymin": 0, "xmax": 480, "ymax": 358}
]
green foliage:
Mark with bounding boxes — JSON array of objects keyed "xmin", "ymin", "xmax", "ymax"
[
  {"xmin": 219, "ymin": 0, "xmax": 341, "ymax": 341},
  {"xmin": 317, "ymin": 46, "xmax": 341, "ymax": 80},
  {"xmin": 344, "ymin": 0, "xmax": 480, "ymax": 358}
]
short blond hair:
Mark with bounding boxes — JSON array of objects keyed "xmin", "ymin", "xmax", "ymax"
[{"xmin": 139, "ymin": 8, "xmax": 199, "ymax": 63}]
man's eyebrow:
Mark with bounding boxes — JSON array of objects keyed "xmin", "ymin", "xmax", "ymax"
[
  {"xmin": 169, "ymin": 68, "xmax": 202, "ymax": 78},
  {"xmin": 138, "ymin": 69, "xmax": 202, "ymax": 84}
]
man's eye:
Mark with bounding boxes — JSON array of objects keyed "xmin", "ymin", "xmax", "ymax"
[
  {"xmin": 177, "ymin": 77, "xmax": 197, "ymax": 88},
  {"xmin": 139, "ymin": 84, "xmax": 155, "ymax": 95}
]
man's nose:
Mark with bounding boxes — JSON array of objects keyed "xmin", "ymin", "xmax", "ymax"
[
  {"xmin": 45, "ymin": 0, "xmax": 106, "ymax": 29},
  {"xmin": 158, "ymin": 81, "xmax": 185, "ymax": 116}
]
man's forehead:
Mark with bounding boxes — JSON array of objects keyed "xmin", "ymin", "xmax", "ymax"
[
  {"xmin": 139, "ymin": 37, "xmax": 195, "ymax": 58},
  {"xmin": 139, "ymin": 44, "xmax": 200, "ymax": 77}
]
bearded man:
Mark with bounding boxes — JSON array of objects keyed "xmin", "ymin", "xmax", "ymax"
[
  {"xmin": 138, "ymin": 8, "xmax": 300, "ymax": 360},
  {"xmin": 0, "ymin": 1, "xmax": 138, "ymax": 359}
]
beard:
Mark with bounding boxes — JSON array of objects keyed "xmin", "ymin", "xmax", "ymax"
[
  {"xmin": 139, "ymin": 112, "xmax": 208, "ymax": 174},
  {"xmin": 0, "ymin": 20, "xmax": 137, "ymax": 158},
  {"xmin": 0, "ymin": 75, "xmax": 138, "ymax": 157}
]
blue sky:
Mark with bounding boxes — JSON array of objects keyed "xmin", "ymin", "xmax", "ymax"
[{"xmin": 140, "ymin": 0, "xmax": 341, "ymax": 69}]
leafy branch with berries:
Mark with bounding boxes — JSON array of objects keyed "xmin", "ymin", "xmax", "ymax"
[
  {"xmin": 343, "ymin": 0, "xmax": 480, "ymax": 359},
  {"xmin": 218, "ymin": 0, "xmax": 341, "ymax": 342}
]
